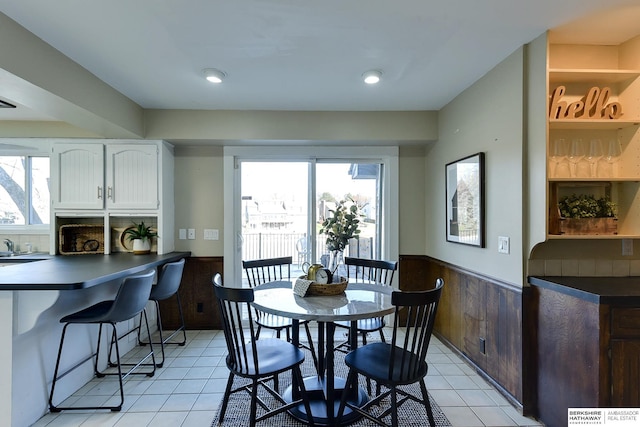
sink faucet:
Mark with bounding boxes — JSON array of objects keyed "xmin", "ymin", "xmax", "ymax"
[{"xmin": 4, "ymin": 239, "xmax": 13, "ymax": 253}]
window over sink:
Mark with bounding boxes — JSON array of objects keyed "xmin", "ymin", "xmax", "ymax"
[{"xmin": 0, "ymin": 155, "xmax": 50, "ymax": 227}]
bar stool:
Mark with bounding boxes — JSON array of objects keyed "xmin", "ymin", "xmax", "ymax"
[
  {"xmin": 49, "ymin": 269, "xmax": 157, "ymax": 412},
  {"xmin": 138, "ymin": 258, "xmax": 186, "ymax": 367}
]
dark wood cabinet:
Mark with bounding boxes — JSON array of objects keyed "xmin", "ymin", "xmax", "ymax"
[
  {"xmin": 528, "ymin": 277, "xmax": 640, "ymax": 427},
  {"xmin": 158, "ymin": 256, "xmax": 223, "ymax": 330},
  {"xmin": 611, "ymin": 340, "xmax": 640, "ymax": 406},
  {"xmin": 528, "ymin": 283, "xmax": 605, "ymax": 427},
  {"xmin": 611, "ymin": 308, "xmax": 640, "ymax": 407}
]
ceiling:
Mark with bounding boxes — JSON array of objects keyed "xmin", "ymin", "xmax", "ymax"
[{"xmin": 1, "ymin": 0, "xmax": 640, "ymax": 123}]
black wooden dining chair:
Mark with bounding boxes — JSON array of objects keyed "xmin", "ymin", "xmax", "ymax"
[
  {"xmin": 334, "ymin": 257, "xmax": 398, "ymax": 350},
  {"xmin": 242, "ymin": 256, "xmax": 318, "ymax": 368},
  {"xmin": 337, "ymin": 278, "xmax": 444, "ymax": 427},
  {"xmin": 213, "ymin": 278, "xmax": 315, "ymax": 427}
]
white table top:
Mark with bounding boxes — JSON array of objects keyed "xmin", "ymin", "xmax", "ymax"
[{"xmin": 252, "ymin": 280, "xmax": 394, "ymax": 322}]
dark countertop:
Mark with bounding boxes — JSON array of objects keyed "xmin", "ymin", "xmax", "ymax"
[
  {"xmin": 0, "ymin": 252, "xmax": 191, "ymax": 290},
  {"xmin": 528, "ymin": 276, "xmax": 640, "ymax": 305}
]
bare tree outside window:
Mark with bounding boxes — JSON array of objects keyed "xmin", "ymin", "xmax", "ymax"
[{"xmin": 0, "ymin": 156, "xmax": 50, "ymax": 225}]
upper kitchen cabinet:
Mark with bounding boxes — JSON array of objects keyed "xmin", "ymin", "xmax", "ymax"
[
  {"xmin": 51, "ymin": 143, "xmax": 104, "ymax": 210},
  {"xmin": 50, "ymin": 140, "xmax": 175, "ymax": 255},
  {"xmin": 52, "ymin": 141, "xmax": 164, "ymax": 211},
  {"xmin": 546, "ymin": 35, "xmax": 640, "ymax": 239},
  {"xmin": 106, "ymin": 144, "xmax": 158, "ymax": 210}
]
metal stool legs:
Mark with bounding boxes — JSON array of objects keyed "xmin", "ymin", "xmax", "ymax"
[
  {"xmin": 137, "ymin": 291, "xmax": 187, "ymax": 367},
  {"xmin": 49, "ymin": 308, "xmax": 156, "ymax": 412}
]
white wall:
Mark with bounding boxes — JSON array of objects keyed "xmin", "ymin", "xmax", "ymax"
[{"xmin": 424, "ymin": 48, "xmax": 526, "ymax": 286}]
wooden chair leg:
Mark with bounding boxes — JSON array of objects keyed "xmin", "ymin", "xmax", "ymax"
[
  {"xmin": 218, "ymin": 372, "xmax": 235, "ymax": 423},
  {"xmin": 419, "ymin": 379, "xmax": 436, "ymax": 427}
]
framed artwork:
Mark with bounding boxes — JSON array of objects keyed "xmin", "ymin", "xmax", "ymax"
[{"xmin": 445, "ymin": 152, "xmax": 485, "ymax": 247}]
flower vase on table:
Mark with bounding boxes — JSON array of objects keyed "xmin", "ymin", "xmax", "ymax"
[
  {"xmin": 328, "ymin": 250, "xmax": 344, "ymax": 278},
  {"xmin": 318, "ymin": 197, "xmax": 363, "ymax": 280}
]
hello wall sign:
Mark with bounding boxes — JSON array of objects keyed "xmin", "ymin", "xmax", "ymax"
[{"xmin": 549, "ymin": 86, "xmax": 623, "ymax": 120}]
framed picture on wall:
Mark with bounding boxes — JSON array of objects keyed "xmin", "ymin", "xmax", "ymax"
[{"xmin": 445, "ymin": 152, "xmax": 485, "ymax": 247}]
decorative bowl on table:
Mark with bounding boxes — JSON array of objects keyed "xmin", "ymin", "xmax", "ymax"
[{"xmin": 302, "ymin": 276, "xmax": 348, "ymax": 296}]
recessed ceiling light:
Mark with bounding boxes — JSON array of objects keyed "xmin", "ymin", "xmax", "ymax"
[
  {"xmin": 362, "ymin": 70, "xmax": 382, "ymax": 84},
  {"xmin": 203, "ymin": 68, "xmax": 226, "ymax": 83}
]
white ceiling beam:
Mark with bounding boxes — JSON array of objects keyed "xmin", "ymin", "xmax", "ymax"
[{"xmin": 0, "ymin": 12, "xmax": 144, "ymax": 138}]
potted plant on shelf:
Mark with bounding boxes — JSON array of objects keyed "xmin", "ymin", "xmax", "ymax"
[
  {"xmin": 319, "ymin": 197, "xmax": 363, "ymax": 274},
  {"xmin": 123, "ymin": 221, "xmax": 157, "ymax": 254},
  {"xmin": 558, "ymin": 194, "xmax": 618, "ymax": 235}
]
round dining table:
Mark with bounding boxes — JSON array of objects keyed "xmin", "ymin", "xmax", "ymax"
[{"xmin": 252, "ymin": 280, "xmax": 394, "ymax": 426}]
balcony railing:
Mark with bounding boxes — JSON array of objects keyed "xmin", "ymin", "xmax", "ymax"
[{"xmin": 241, "ymin": 232, "xmax": 374, "ymax": 266}]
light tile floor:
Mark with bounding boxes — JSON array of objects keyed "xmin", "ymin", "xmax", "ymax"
[{"xmin": 33, "ymin": 329, "xmax": 543, "ymax": 427}]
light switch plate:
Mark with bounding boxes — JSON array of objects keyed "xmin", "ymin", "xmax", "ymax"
[
  {"xmin": 204, "ymin": 229, "xmax": 219, "ymax": 240},
  {"xmin": 178, "ymin": 229, "xmax": 186, "ymax": 240},
  {"xmin": 498, "ymin": 236, "xmax": 510, "ymax": 254}
]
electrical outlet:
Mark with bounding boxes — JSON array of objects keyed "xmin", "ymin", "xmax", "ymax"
[
  {"xmin": 622, "ymin": 239, "xmax": 633, "ymax": 256},
  {"xmin": 187, "ymin": 228, "xmax": 196, "ymax": 240},
  {"xmin": 498, "ymin": 236, "xmax": 510, "ymax": 254},
  {"xmin": 178, "ymin": 229, "xmax": 186, "ymax": 240}
]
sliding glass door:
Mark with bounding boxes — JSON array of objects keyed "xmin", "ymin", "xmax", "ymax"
[
  {"xmin": 224, "ymin": 146, "xmax": 398, "ymax": 287},
  {"xmin": 315, "ymin": 162, "xmax": 382, "ymax": 261},
  {"xmin": 240, "ymin": 161, "xmax": 311, "ymax": 275}
]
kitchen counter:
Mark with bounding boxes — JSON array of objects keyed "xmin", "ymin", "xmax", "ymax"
[
  {"xmin": 0, "ymin": 251, "xmax": 191, "ymax": 427},
  {"xmin": 528, "ymin": 275, "xmax": 640, "ymax": 305},
  {"xmin": 0, "ymin": 252, "xmax": 190, "ymax": 290}
]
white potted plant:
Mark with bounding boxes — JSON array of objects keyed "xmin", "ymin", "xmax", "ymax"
[{"xmin": 123, "ymin": 221, "xmax": 157, "ymax": 254}]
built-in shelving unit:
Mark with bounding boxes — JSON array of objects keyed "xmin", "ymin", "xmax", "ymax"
[
  {"xmin": 549, "ymin": 68, "xmax": 640, "ymax": 84},
  {"xmin": 546, "ymin": 37, "xmax": 640, "ymax": 240},
  {"xmin": 50, "ymin": 140, "xmax": 175, "ymax": 254}
]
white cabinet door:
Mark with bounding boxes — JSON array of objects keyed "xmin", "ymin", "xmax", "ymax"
[
  {"xmin": 52, "ymin": 143, "xmax": 104, "ymax": 209},
  {"xmin": 106, "ymin": 144, "xmax": 159, "ymax": 209}
]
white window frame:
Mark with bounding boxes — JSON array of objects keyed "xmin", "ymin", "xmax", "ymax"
[
  {"xmin": 223, "ymin": 146, "xmax": 399, "ymax": 287},
  {"xmin": 0, "ymin": 146, "xmax": 51, "ymax": 233}
]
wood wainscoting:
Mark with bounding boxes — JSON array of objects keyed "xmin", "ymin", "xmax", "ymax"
[
  {"xmin": 158, "ymin": 256, "xmax": 223, "ymax": 330},
  {"xmin": 399, "ymin": 255, "xmax": 526, "ymax": 409}
]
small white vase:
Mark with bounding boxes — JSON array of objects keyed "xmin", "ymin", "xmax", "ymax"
[{"xmin": 132, "ymin": 238, "xmax": 151, "ymax": 255}]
